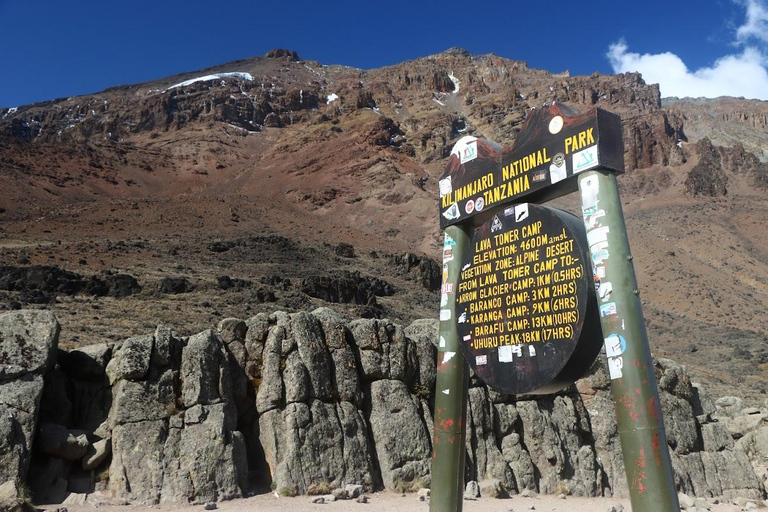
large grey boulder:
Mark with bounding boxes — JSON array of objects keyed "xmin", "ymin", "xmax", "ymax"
[
  {"xmin": 0, "ymin": 310, "xmax": 59, "ymax": 379},
  {"xmin": 259, "ymin": 399, "xmax": 375, "ymax": 495},
  {"xmin": 0, "ymin": 310, "xmax": 59, "ymax": 504},
  {"xmin": 181, "ymin": 330, "xmax": 233, "ymax": 407},
  {"xmin": 464, "ymin": 387, "xmax": 515, "ymax": 493},
  {"xmin": 367, "ymin": 379, "xmax": 431, "ymax": 489},
  {"xmin": 105, "ymin": 335, "xmax": 153, "ymax": 383},
  {"xmin": 109, "ymin": 419, "xmax": 168, "ymax": 503}
]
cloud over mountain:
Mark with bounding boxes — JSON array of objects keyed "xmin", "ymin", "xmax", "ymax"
[{"xmin": 607, "ymin": 0, "xmax": 768, "ymax": 99}]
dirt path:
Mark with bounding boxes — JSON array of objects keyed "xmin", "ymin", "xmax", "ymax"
[{"xmin": 54, "ymin": 491, "xmax": 754, "ymax": 512}]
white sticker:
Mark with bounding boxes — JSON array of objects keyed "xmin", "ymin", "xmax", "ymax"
[
  {"xmin": 514, "ymin": 204, "xmax": 529, "ymax": 223},
  {"xmin": 573, "ymin": 145, "xmax": 599, "ymax": 173},
  {"xmin": 461, "ymin": 263, "xmax": 471, "ymax": 271},
  {"xmin": 604, "ymin": 334, "xmax": 626, "ymax": 358},
  {"xmin": 465, "ymin": 199, "xmax": 475, "ymax": 214},
  {"xmin": 439, "ymin": 336, "xmax": 446, "ymax": 348},
  {"xmin": 608, "ymin": 356, "xmax": 624, "ymax": 379},
  {"xmin": 460, "ymin": 140, "xmax": 478, "ymax": 164},
  {"xmin": 443, "ymin": 203, "xmax": 460, "ymax": 221},
  {"xmin": 491, "ymin": 215, "xmax": 503, "ymax": 233},
  {"xmin": 548, "ymin": 115, "xmax": 564, "ymax": 134},
  {"xmin": 463, "ymin": 334, "xmax": 471, "ymax": 342},
  {"xmin": 587, "ymin": 226, "xmax": 610, "ymax": 248},
  {"xmin": 512, "ymin": 345, "xmax": 523, "ymax": 357},
  {"xmin": 458, "ymin": 311, "xmax": 467, "ymax": 323},
  {"xmin": 444, "ymin": 233, "xmax": 456, "ymax": 246},
  {"xmin": 600, "ymin": 302, "xmax": 617, "ymax": 317},
  {"xmin": 598, "ymin": 282, "xmax": 613, "ymax": 300},
  {"xmin": 529, "ymin": 345, "xmax": 537, "ymax": 357},
  {"xmin": 442, "ymin": 351, "xmax": 456, "ymax": 363},
  {"xmin": 498, "ymin": 345, "xmax": 513, "ymax": 362},
  {"xmin": 596, "ymin": 266, "xmax": 606, "ymax": 278},
  {"xmin": 440, "ymin": 293, "xmax": 448, "ymax": 307},
  {"xmin": 503, "ymin": 206, "xmax": 515, "ymax": 217},
  {"xmin": 439, "ymin": 178, "xmax": 453, "ymax": 197},
  {"xmin": 442, "ymin": 246, "xmax": 454, "ymax": 262},
  {"xmin": 451, "ymin": 136, "xmax": 479, "ymax": 163},
  {"xmin": 442, "ymin": 389, "xmax": 450, "ymax": 395},
  {"xmin": 440, "ymin": 309, "xmax": 452, "ymax": 321},
  {"xmin": 441, "ymin": 283, "xmax": 454, "ymax": 294},
  {"xmin": 580, "ymin": 175, "xmax": 599, "ymax": 214},
  {"xmin": 475, "ymin": 196, "xmax": 485, "ymax": 211},
  {"xmin": 549, "ymin": 152, "xmax": 567, "ymax": 184},
  {"xmin": 476, "ymin": 355, "xmax": 488, "ymax": 366}
]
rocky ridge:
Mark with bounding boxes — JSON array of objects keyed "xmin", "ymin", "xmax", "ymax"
[{"xmin": 1, "ymin": 310, "xmax": 767, "ymax": 509}]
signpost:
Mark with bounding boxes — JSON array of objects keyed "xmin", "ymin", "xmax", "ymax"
[{"xmin": 431, "ymin": 103, "xmax": 680, "ymax": 512}]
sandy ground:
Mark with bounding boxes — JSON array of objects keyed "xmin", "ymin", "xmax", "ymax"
[{"xmin": 51, "ymin": 491, "xmax": 758, "ymax": 512}]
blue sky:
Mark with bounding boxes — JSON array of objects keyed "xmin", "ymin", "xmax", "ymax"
[{"xmin": 1, "ymin": 0, "xmax": 767, "ymax": 107}]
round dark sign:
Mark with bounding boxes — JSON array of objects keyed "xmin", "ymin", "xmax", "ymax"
[{"xmin": 456, "ymin": 203, "xmax": 602, "ymax": 395}]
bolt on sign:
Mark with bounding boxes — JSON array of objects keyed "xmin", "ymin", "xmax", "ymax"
[
  {"xmin": 441, "ymin": 103, "xmax": 623, "ymax": 395},
  {"xmin": 439, "ymin": 103, "xmax": 623, "ymax": 229}
]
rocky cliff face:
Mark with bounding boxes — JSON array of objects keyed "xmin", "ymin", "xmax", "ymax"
[{"xmin": 2, "ymin": 310, "xmax": 767, "ymax": 507}]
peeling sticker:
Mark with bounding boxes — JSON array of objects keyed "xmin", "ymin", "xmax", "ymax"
[
  {"xmin": 439, "ymin": 178, "xmax": 453, "ymax": 197},
  {"xmin": 440, "ymin": 309, "xmax": 451, "ymax": 321},
  {"xmin": 588, "ymin": 226, "xmax": 610, "ymax": 247},
  {"xmin": 595, "ymin": 265, "xmax": 606, "ymax": 278},
  {"xmin": 443, "ymin": 233, "xmax": 456, "ymax": 246},
  {"xmin": 499, "ymin": 345, "xmax": 513, "ymax": 362},
  {"xmin": 476, "ymin": 355, "xmax": 488, "ymax": 366},
  {"xmin": 598, "ymin": 282, "xmax": 613, "ymax": 300},
  {"xmin": 443, "ymin": 246, "xmax": 454, "ymax": 262},
  {"xmin": 608, "ymin": 356, "xmax": 624, "ymax": 379},
  {"xmin": 442, "ymin": 351, "xmax": 456, "ymax": 363},
  {"xmin": 584, "ymin": 209, "xmax": 606, "ymax": 230},
  {"xmin": 580, "ymin": 174, "xmax": 599, "ymax": 214},
  {"xmin": 573, "ymin": 145, "xmax": 599, "ymax": 173},
  {"xmin": 529, "ymin": 345, "xmax": 537, "ymax": 357},
  {"xmin": 458, "ymin": 311, "xmax": 467, "ymax": 323},
  {"xmin": 442, "ymin": 389, "xmax": 450, "ymax": 395},
  {"xmin": 512, "ymin": 345, "xmax": 523, "ymax": 357},
  {"xmin": 600, "ymin": 302, "xmax": 617, "ymax": 317},
  {"xmin": 461, "ymin": 263, "xmax": 471, "ymax": 271},
  {"xmin": 442, "ymin": 203, "xmax": 460, "ymax": 220},
  {"xmin": 440, "ymin": 293, "xmax": 448, "ymax": 307},
  {"xmin": 605, "ymin": 334, "xmax": 627, "ymax": 358},
  {"xmin": 439, "ymin": 336, "xmax": 446, "ymax": 348}
]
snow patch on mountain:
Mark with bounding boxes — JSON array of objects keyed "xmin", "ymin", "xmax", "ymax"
[
  {"xmin": 448, "ymin": 73, "xmax": 460, "ymax": 94},
  {"xmin": 167, "ymin": 72, "xmax": 254, "ymax": 90}
]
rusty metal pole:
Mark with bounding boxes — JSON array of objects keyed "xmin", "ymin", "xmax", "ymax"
[
  {"xmin": 577, "ymin": 169, "xmax": 680, "ymax": 511},
  {"xmin": 430, "ymin": 224, "xmax": 471, "ymax": 512}
]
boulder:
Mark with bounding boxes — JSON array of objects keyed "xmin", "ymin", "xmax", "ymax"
[
  {"xmin": 0, "ymin": 310, "xmax": 59, "ymax": 501},
  {"xmin": 367, "ymin": 379, "xmax": 431, "ymax": 489},
  {"xmin": 36, "ymin": 423, "xmax": 89, "ymax": 460},
  {"xmin": 181, "ymin": 330, "xmax": 232, "ymax": 407},
  {"xmin": 105, "ymin": 335, "xmax": 152, "ymax": 383}
]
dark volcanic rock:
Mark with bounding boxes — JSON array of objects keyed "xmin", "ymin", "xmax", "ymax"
[
  {"xmin": 299, "ymin": 271, "xmax": 394, "ymax": 305},
  {"xmin": 685, "ymin": 139, "xmax": 729, "ymax": 196},
  {"xmin": 159, "ymin": 277, "xmax": 193, "ymax": 294}
]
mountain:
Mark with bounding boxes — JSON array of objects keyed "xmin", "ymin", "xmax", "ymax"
[{"xmin": 1, "ymin": 48, "xmax": 767, "ymax": 404}]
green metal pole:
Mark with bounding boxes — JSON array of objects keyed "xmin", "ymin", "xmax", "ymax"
[
  {"xmin": 430, "ymin": 223, "xmax": 471, "ymax": 512},
  {"xmin": 577, "ymin": 169, "xmax": 680, "ymax": 511}
]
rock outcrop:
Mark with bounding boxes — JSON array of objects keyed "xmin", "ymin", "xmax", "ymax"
[
  {"xmin": 0, "ymin": 310, "xmax": 60, "ymax": 510},
  {"xmin": 6, "ymin": 309, "xmax": 768, "ymax": 506}
]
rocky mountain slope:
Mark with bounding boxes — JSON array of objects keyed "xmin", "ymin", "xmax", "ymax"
[{"xmin": 1, "ymin": 48, "xmax": 768, "ymax": 407}]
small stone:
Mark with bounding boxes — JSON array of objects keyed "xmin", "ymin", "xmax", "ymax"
[
  {"xmin": 746, "ymin": 502, "xmax": 757, "ymax": 510},
  {"xmin": 331, "ymin": 488, "xmax": 348, "ymax": 500},
  {"xmin": 356, "ymin": 495, "xmax": 369, "ymax": 503},
  {"xmin": 417, "ymin": 488, "xmax": 431, "ymax": 498},
  {"xmin": 557, "ymin": 493, "xmax": 566, "ymax": 499},
  {"xmin": 204, "ymin": 502, "xmax": 217, "ymax": 510},
  {"xmin": 310, "ymin": 496, "xmax": 325, "ymax": 504},
  {"xmin": 419, "ymin": 495, "xmax": 427, "ymax": 502},
  {"xmin": 521, "ymin": 489, "xmax": 532, "ymax": 498},
  {"xmin": 678, "ymin": 493, "xmax": 695, "ymax": 509},
  {"xmin": 322, "ymin": 494, "xmax": 336, "ymax": 503},
  {"xmin": 464, "ymin": 480, "xmax": 480, "ymax": 499},
  {"xmin": 344, "ymin": 484, "xmax": 364, "ymax": 499}
]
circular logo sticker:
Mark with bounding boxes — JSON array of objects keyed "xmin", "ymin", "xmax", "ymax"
[
  {"xmin": 475, "ymin": 196, "xmax": 485, "ymax": 212},
  {"xmin": 465, "ymin": 199, "xmax": 475, "ymax": 214},
  {"xmin": 548, "ymin": 115, "xmax": 564, "ymax": 134}
]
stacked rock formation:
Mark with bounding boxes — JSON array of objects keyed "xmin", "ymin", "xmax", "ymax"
[{"xmin": 0, "ymin": 309, "xmax": 766, "ymax": 507}]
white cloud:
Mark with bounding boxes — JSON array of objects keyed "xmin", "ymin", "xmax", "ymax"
[{"xmin": 607, "ymin": 0, "xmax": 768, "ymax": 100}]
